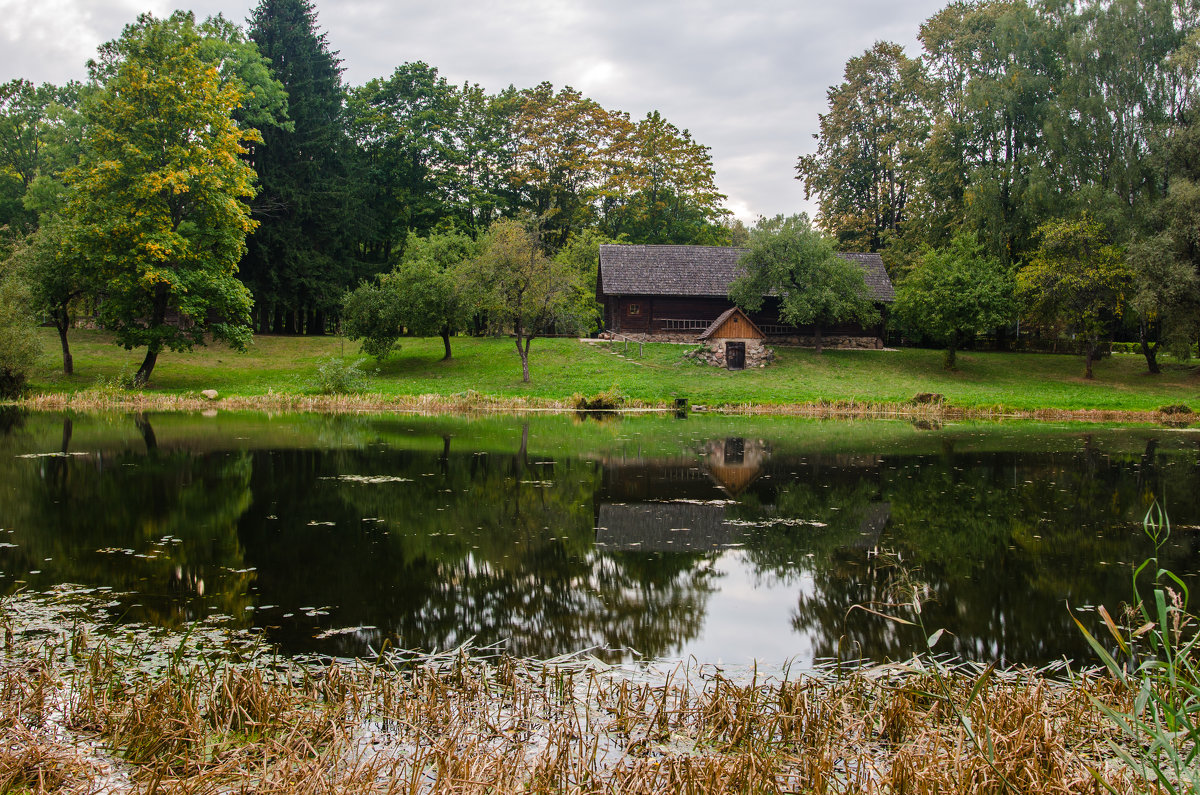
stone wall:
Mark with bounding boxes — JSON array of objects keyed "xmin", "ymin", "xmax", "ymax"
[
  {"xmin": 601, "ymin": 331, "xmax": 883, "ymax": 349},
  {"xmin": 600, "ymin": 331, "xmax": 699, "ymax": 344},
  {"xmin": 768, "ymin": 334, "xmax": 883, "ymax": 349},
  {"xmin": 685, "ymin": 339, "xmax": 775, "ymax": 369}
]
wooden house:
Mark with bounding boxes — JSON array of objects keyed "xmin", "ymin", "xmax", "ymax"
[{"xmin": 596, "ymin": 244, "xmax": 895, "ymax": 348}]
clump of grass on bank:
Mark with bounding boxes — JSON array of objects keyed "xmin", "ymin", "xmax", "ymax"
[
  {"xmin": 0, "ymin": 589, "xmax": 1154, "ymax": 794},
  {"xmin": 17, "ymin": 329, "xmax": 1200, "ymax": 417}
]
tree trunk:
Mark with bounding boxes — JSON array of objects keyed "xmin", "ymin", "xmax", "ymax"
[
  {"xmin": 944, "ymin": 336, "xmax": 958, "ymax": 370},
  {"xmin": 135, "ymin": 343, "xmax": 160, "ymax": 386},
  {"xmin": 54, "ymin": 309, "xmax": 73, "ymax": 376},
  {"xmin": 1139, "ymin": 319, "xmax": 1160, "ymax": 375},
  {"xmin": 441, "ymin": 324, "xmax": 452, "ymax": 361},
  {"xmin": 813, "ymin": 324, "xmax": 824, "ymax": 355},
  {"xmin": 1084, "ymin": 338, "xmax": 1097, "ymax": 379},
  {"xmin": 135, "ymin": 287, "xmax": 167, "ymax": 386},
  {"xmin": 515, "ymin": 334, "xmax": 532, "ymax": 382}
]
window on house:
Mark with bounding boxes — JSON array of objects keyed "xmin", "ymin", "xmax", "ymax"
[{"xmin": 627, "ymin": 303, "xmax": 640, "ymax": 316}]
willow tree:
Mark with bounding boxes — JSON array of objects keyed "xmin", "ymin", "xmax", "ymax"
[{"xmin": 67, "ymin": 12, "xmax": 259, "ymax": 385}]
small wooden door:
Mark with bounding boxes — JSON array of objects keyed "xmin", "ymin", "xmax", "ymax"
[{"xmin": 726, "ymin": 342, "xmax": 745, "ymax": 370}]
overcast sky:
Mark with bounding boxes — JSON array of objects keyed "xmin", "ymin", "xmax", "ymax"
[{"xmin": 0, "ymin": 0, "xmax": 948, "ymax": 222}]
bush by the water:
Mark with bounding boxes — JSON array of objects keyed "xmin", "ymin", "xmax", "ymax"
[
  {"xmin": 572, "ymin": 386, "xmax": 627, "ymax": 411},
  {"xmin": 0, "ymin": 259, "xmax": 41, "ymax": 399},
  {"xmin": 309, "ymin": 356, "xmax": 372, "ymax": 394},
  {"xmin": 93, "ymin": 365, "xmax": 140, "ymax": 392}
]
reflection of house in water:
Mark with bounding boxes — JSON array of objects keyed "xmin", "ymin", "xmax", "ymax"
[
  {"xmin": 701, "ymin": 437, "xmax": 768, "ymax": 496},
  {"xmin": 595, "ymin": 438, "xmax": 890, "ymax": 552},
  {"xmin": 597, "ymin": 502, "xmax": 738, "ymax": 551},
  {"xmin": 850, "ymin": 502, "xmax": 891, "ymax": 550}
]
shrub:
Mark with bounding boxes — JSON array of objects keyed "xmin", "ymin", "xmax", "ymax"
[
  {"xmin": 309, "ymin": 356, "xmax": 372, "ymax": 395},
  {"xmin": 341, "ymin": 280, "xmax": 403, "ymax": 361},
  {"xmin": 0, "ymin": 258, "xmax": 41, "ymax": 399},
  {"xmin": 93, "ymin": 365, "xmax": 140, "ymax": 392},
  {"xmin": 572, "ymin": 386, "xmax": 626, "ymax": 411}
]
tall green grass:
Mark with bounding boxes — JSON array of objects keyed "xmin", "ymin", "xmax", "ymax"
[{"xmin": 1074, "ymin": 503, "xmax": 1200, "ymax": 793}]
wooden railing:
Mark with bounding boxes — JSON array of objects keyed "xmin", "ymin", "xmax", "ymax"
[
  {"xmin": 661, "ymin": 318, "xmax": 710, "ymax": 331},
  {"xmin": 607, "ymin": 333, "xmax": 643, "ymax": 356},
  {"xmin": 758, "ymin": 323, "xmax": 801, "ymax": 336}
]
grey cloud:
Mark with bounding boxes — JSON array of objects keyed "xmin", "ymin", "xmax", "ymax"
[{"xmin": 0, "ymin": 0, "xmax": 948, "ymax": 220}]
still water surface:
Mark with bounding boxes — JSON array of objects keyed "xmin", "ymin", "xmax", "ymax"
[{"xmin": 1, "ymin": 409, "xmax": 1197, "ymax": 668}]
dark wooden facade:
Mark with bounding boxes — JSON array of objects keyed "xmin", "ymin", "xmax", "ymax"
[
  {"xmin": 597, "ymin": 244, "xmax": 895, "ymax": 345},
  {"xmin": 605, "ymin": 295, "xmax": 886, "ymax": 340}
]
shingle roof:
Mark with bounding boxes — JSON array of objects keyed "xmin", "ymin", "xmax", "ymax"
[
  {"xmin": 598, "ymin": 244, "xmax": 895, "ymax": 302},
  {"xmin": 697, "ymin": 307, "xmax": 765, "ymax": 340}
]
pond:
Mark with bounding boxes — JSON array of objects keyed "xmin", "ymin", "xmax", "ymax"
[{"xmin": 0, "ymin": 408, "xmax": 1197, "ymax": 669}]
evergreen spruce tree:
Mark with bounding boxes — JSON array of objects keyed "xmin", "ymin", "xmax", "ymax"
[{"xmin": 243, "ymin": 0, "xmax": 352, "ymax": 333}]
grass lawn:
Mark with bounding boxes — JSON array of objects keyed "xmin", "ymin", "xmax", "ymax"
[{"xmin": 22, "ymin": 327, "xmax": 1200, "ymax": 412}]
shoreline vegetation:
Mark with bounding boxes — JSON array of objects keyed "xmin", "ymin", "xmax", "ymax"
[
  {"xmin": 0, "ymin": 589, "xmax": 1146, "ymax": 793},
  {"xmin": 12, "ymin": 388, "xmax": 1197, "ymax": 426},
  {"xmin": 8, "ymin": 329, "xmax": 1200, "ymax": 423}
]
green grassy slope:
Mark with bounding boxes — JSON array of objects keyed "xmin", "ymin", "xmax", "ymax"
[{"xmin": 24, "ymin": 328, "xmax": 1200, "ymax": 412}]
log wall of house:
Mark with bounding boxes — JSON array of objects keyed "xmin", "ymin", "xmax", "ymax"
[
  {"xmin": 604, "ymin": 296, "xmax": 887, "ymax": 346},
  {"xmin": 609, "ymin": 296, "xmax": 731, "ymax": 334}
]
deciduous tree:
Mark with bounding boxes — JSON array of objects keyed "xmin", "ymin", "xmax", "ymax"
[
  {"xmin": 509, "ymin": 84, "xmax": 618, "ymax": 250},
  {"xmin": 893, "ymin": 232, "xmax": 1015, "ymax": 369},
  {"xmin": 1018, "ymin": 215, "xmax": 1130, "ymax": 379},
  {"xmin": 347, "ymin": 62, "xmax": 461, "ymax": 263},
  {"xmin": 14, "ymin": 218, "xmax": 85, "ymax": 374},
  {"xmin": 466, "ymin": 218, "xmax": 584, "ymax": 381},
  {"xmin": 342, "ymin": 228, "xmax": 479, "ymax": 361},
  {"xmin": 390, "ymin": 229, "xmax": 479, "ymax": 360},
  {"xmin": 602, "ymin": 111, "xmax": 729, "ymax": 244},
  {"xmin": 0, "ymin": 79, "xmax": 82, "ymax": 232},
  {"xmin": 796, "ymin": 42, "xmax": 928, "ymax": 253},
  {"xmin": 341, "ymin": 278, "xmax": 404, "ymax": 361},
  {"xmin": 729, "ymin": 215, "xmax": 879, "ymax": 354},
  {"xmin": 917, "ymin": 1, "xmax": 1063, "ymax": 265},
  {"xmin": 66, "ymin": 11, "xmax": 259, "ymax": 385},
  {"xmin": 0, "ymin": 248, "xmax": 41, "ymax": 398}
]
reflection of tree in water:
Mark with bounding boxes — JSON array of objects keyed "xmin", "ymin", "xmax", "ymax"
[
  {"xmin": 784, "ymin": 441, "xmax": 1200, "ymax": 665},
  {"xmin": 0, "ymin": 415, "xmax": 256, "ymax": 626},
  {"xmin": 0, "ymin": 406, "xmax": 24, "ymax": 436},
  {"xmin": 736, "ymin": 476, "xmax": 884, "ymax": 579},
  {"xmin": 238, "ymin": 433, "xmax": 716, "ymax": 661},
  {"xmin": 5, "ymin": 414, "xmax": 1198, "ymax": 668}
]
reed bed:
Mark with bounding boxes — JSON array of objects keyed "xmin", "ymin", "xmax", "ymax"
[{"xmin": 0, "ymin": 589, "xmax": 1158, "ymax": 794}]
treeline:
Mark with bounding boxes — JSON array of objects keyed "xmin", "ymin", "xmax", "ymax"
[
  {"xmin": 799, "ymin": 0, "xmax": 1200, "ymax": 372},
  {"xmin": 0, "ymin": 0, "xmax": 732, "ymax": 347}
]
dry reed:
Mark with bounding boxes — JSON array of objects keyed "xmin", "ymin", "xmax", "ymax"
[{"xmin": 0, "ymin": 590, "xmax": 1157, "ymax": 793}]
